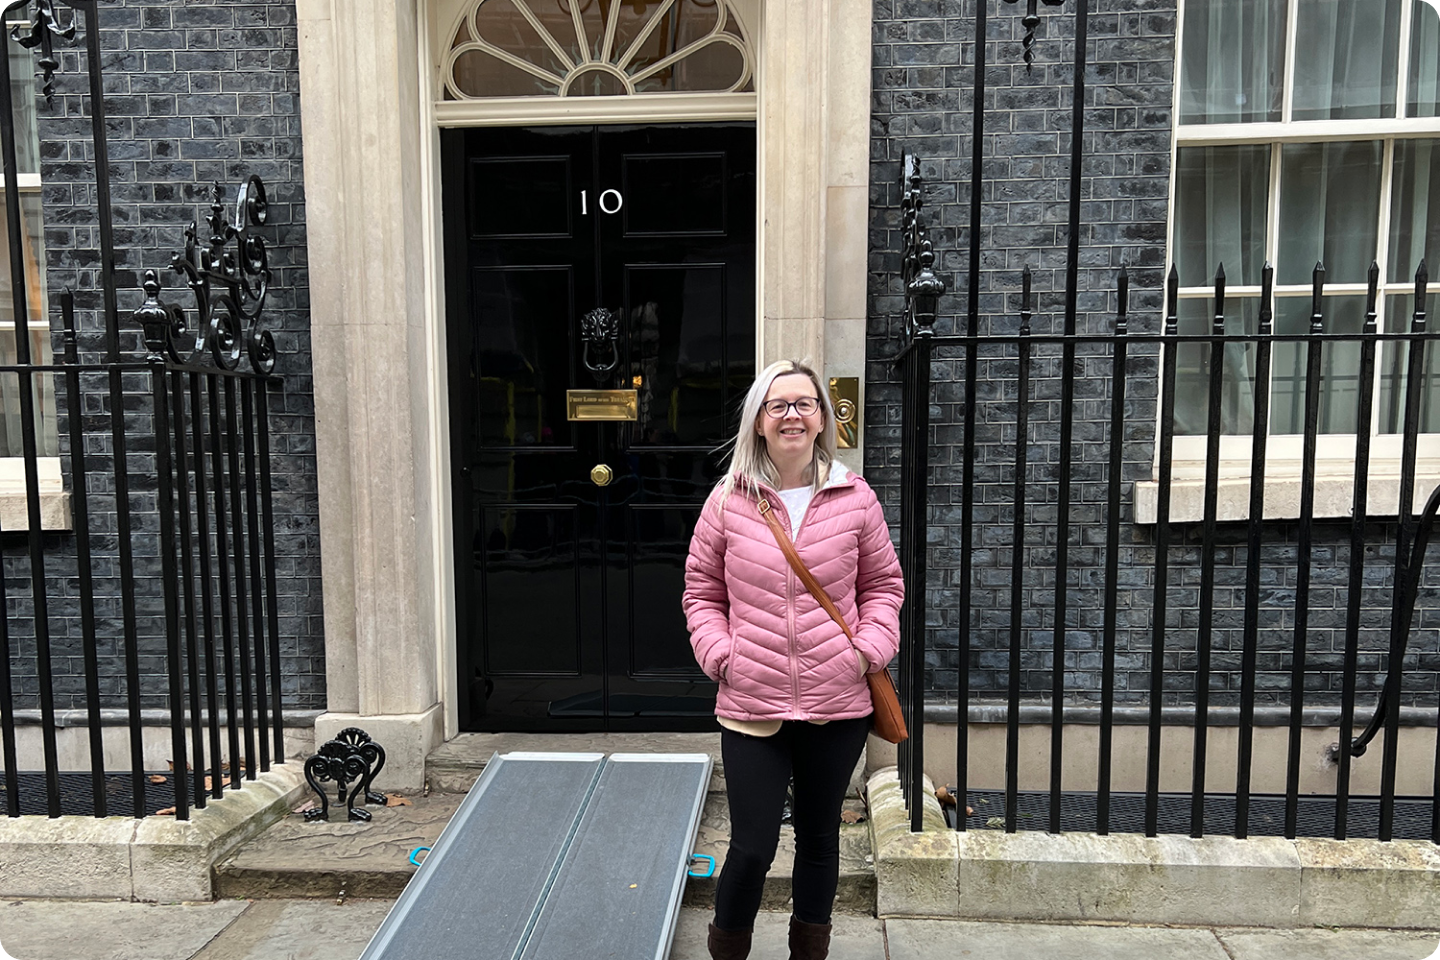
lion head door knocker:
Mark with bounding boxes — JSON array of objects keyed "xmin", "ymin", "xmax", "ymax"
[{"xmin": 580, "ymin": 307, "xmax": 620, "ymax": 383}]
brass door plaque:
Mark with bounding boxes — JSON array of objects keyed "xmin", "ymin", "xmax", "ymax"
[
  {"xmin": 829, "ymin": 377, "xmax": 860, "ymax": 449},
  {"xmin": 566, "ymin": 389, "xmax": 638, "ymax": 421}
]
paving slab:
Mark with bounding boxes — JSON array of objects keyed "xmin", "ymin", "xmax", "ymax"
[
  {"xmin": 670, "ymin": 907, "xmax": 885, "ymax": 960},
  {"xmin": 1216, "ymin": 927, "xmax": 1440, "ymax": 960},
  {"xmin": 191, "ymin": 900, "xmax": 393, "ymax": 960},
  {"xmin": 214, "ymin": 794, "xmax": 463, "ymax": 900},
  {"xmin": 0, "ymin": 899, "xmax": 249, "ymax": 960},
  {"xmin": 884, "ymin": 919, "xmax": 1231, "ymax": 960}
]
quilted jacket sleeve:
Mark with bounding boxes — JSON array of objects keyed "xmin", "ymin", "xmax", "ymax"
[
  {"xmin": 849, "ymin": 486, "xmax": 905, "ymax": 674},
  {"xmin": 683, "ymin": 488, "xmax": 732, "ymax": 682}
]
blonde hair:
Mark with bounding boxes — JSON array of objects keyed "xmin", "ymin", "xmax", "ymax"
[{"xmin": 719, "ymin": 359, "xmax": 837, "ymax": 504}]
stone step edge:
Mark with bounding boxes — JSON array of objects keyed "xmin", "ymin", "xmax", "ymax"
[{"xmin": 213, "ymin": 863, "xmax": 876, "ymax": 915}]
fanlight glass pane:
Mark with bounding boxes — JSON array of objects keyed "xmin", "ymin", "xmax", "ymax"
[
  {"xmin": 454, "ymin": 49, "xmax": 561, "ymax": 97},
  {"xmin": 1292, "ymin": 0, "xmax": 1400, "ymax": 120},
  {"xmin": 1178, "ymin": 0, "xmax": 1286, "ymax": 124},
  {"xmin": 1173, "ymin": 145, "xmax": 1270, "ymax": 287},
  {"xmin": 472, "ymin": 0, "xmax": 569, "ymax": 76},
  {"xmin": 565, "ymin": 68, "xmax": 626, "ymax": 96},
  {"xmin": 638, "ymin": 40, "xmax": 743, "ymax": 94},
  {"xmin": 1410, "ymin": 0, "xmax": 1440, "ymax": 117},
  {"xmin": 1277, "ymin": 140, "xmax": 1382, "ymax": 285},
  {"xmin": 1389, "ymin": 139, "xmax": 1440, "ymax": 284}
]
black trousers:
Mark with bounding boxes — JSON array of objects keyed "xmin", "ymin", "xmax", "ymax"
[{"xmin": 713, "ymin": 716, "xmax": 871, "ymax": 929}]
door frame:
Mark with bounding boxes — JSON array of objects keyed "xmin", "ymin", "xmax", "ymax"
[{"xmin": 295, "ymin": 0, "xmax": 874, "ymax": 756}]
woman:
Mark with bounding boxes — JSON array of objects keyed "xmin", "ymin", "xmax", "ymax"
[{"xmin": 683, "ymin": 359, "xmax": 904, "ymax": 960}]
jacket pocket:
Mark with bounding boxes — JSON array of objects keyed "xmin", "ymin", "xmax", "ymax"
[
  {"xmin": 851, "ymin": 646, "xmax": 868, "ymax": 682},
  {"xmin": 721, "ymin": 632, "xmax": 740, "ymax": 683}
]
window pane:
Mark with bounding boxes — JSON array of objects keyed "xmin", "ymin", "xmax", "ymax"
[
  {"xmin": 1278, "ymin": 140, "xmax": 1382, "ymax": 285},
  {"xmin": 6, "ymin": 43, "xmax": 37, "ymax": 175},
  {"xmin": 1174, "ymin": 145, "xmax": 1270, "ymax": 287},
  {"xmin": 1179, "ymin": 0, "xmax": 1286, "ymax": 123},
  {"xmin": 0, "ymin": 327, "xmax": 57, "ymax": 458},
  {"xmin": 0, "ymin": 190, "xmax": 55, "ymax": 458},
  {"xmin": 1271, "ymin": 295, "xmax": 1366, "ymax": 435},
  {"xmin": 1390, "ymin": 139, "xmax": 1440, "ymax": 283},
  {"xmin": 0, "ymin": 192, "xmax": 46, "ymax": 328},
  {"xmin": 1380, "ymin": 292, "xmax": 1440, "ymax": 433},
  {"xmin": 1292, "ymin": 0, "xmax": 1401, "ymax": 120},
  {"xmin": 1174, "ymin": 297, "xmax": 1259, "ymax": 436},
  {"xmin": 1408, "ymin": 0, "xmax": 1440, "ymax": 117}
]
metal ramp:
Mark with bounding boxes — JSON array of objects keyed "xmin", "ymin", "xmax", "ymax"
[{"xmin": 357, "ymin": 752, "xmax": 713, "ymax": 960}]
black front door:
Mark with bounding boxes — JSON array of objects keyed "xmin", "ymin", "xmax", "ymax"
[{"xmin": 443, "ymin": 123, "xmax": 756, "ymax": 732}]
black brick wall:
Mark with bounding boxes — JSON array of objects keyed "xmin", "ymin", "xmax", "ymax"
[
  {"xmin": 4, "ymin": 0, "xmax": 323, "ymax": 713},
  {"xmin": 864, "ymin": 0, "xmax": 1440, "ymax": 709}
]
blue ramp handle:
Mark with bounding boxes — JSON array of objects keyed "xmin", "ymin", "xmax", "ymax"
[
  {"xmin": 688, "ymin": 854, "xmax": 715, "ymax": 878},
  {"xmin": 409, "ymin": 846, "xmax": 431, "ymax": 866}
]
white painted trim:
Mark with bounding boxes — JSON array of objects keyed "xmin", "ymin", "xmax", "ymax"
[
  {"xmin": 1176, "ymin": 118, "xmax": 1440, "ymax": 145},
  {"xmin": 1135, "ymin": 473, "xmax": 1440, "ymax": 524},
  {"xmin": 433, "ymin": 92, "xmax": 757, "ymax": 126},
  {"xmin": 417, "ymin": 0, "xmax": 461, "ymax": 744}
]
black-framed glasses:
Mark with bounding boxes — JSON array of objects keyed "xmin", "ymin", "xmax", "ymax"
[{"xmin": 762, "ymin": 397, "xmax": 821, "ymax": 418}]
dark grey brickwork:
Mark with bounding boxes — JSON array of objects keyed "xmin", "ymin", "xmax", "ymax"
[
  {"xmin": 4, "ymin": 0, "xmax": 323, "ymax": 713},
  {"xmin": 865, "ymin": 0, "xmax": 1440, "ymax": 710}
]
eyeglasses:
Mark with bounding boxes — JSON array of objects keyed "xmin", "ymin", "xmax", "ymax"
[{"xmin": 762, "ymin": 397, "xmax": 821, "ymax": 418}]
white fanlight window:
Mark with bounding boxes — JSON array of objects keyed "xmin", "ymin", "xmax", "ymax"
[{"xmin": 441, "ymin": 0, "xmax": 755, "ymax": 100}]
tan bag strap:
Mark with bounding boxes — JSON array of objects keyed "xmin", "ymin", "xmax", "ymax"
[{"xmin": 757, "ymin": 497, "xmax": 854, "ymax": 641}]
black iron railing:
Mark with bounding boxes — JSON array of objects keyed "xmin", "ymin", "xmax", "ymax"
[
  {"xmin": 890, "ymin": 188, "xmax": 1440, "ymax": 840},
  {"xmin": 887, "ymin": 0, "xmax": 1439, "ymax": 844},
  {"xmin": 0, "ymin": 1, "xmax": 286, "ymax": 820}
]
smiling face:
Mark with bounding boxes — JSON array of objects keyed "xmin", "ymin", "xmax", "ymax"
[{"xmin": 756, "ymin": 372, "xmax": 824, "ymax": 469}]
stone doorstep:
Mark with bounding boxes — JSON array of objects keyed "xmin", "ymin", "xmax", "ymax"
[
  {"xmin": 867, "ymin": 767, "xmax": 1440, "ymax": 930},
  {"xmin": 0, "ymin": 762, "xmax": 307, "ymax": 902},
  {"xmin": 215, "ymin": 782, "xmax": 878, "ymax": 915}
]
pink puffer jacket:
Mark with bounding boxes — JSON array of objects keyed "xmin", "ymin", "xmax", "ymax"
[{"xmin": 683, "ymin": 462, "xmax": 905, "ymax": 721}]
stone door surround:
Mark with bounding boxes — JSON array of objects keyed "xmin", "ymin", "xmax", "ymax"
[{"xmin": 295, "ymin": 0, "xmax": 872, "ymax": 784}]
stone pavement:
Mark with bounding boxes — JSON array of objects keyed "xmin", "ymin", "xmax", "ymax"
[{"xmin": 1, "ymin": 899, "xmax": 1437, "ymax": 960}]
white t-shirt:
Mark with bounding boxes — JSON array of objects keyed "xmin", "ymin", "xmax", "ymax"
[{"xmin": 777, "ymin": 485, "xmax": 814, "ymax": 531}]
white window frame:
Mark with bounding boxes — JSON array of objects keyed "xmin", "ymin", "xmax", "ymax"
[{"xmin": 1150, "ymin": 0, "xmax": 1440, "ymax": 522}]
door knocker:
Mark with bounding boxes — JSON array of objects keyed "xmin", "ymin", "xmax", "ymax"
[{"xmin": 580, "ymin": 306, "xmax": 620, "ymax": 381}]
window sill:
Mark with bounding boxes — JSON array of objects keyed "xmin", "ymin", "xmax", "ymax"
[
  {"xmin": 0, "ymin": 491, "xmax": 72, "ymax": 532},
  {"xmin": 1134, "ymin": 475, "xmax": 1440, "ymax": 525}
]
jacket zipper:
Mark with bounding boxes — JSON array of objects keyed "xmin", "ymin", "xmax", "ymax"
[
  {"xmin": 768, "ymin": 480, "xmax": 841, "ymax": 715},
  {"xmin": 787, "ymin": 561, "xmax": 800, "ymax": 712}
]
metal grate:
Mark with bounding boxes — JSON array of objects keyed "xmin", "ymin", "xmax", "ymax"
[
  {"xmin": 951, "ymin": 789, "xmax": 1437, "ymax": 841},
  {"xmin": 1, "ymin": 772, "xmax": 187, "ymax": 818}
]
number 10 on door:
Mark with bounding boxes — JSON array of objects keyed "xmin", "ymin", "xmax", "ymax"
[{"xmin": 580, "ymin": 189, "xmax": 623, "ymax": 215}]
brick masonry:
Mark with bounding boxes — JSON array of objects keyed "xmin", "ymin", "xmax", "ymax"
[
  {"xmin": 864, "ymin": 0, "xmax": 1440, "ymax": 710},
  {"xmin": 4, "ymin": 0, "xmax": 323, "ymax": 713}
]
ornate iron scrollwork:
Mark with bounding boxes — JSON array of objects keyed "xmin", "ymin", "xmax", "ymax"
[
  {"xmin": 1003, "ymin": 0, "xmax": 1065, "ymax": 72},
  {"xmin": 130, "ymin": 177, "xmax": 276, "ymax": 373},
  {"xmin": 900, "ymin": 155, "xmax": 945, "ymax": 347},
  {"xmin": 302, "ymin": 727, "xmax": 388, "ymax": 823},
  {"xmin": 580, "ymin": 306, "xmax": 620, "ymax": 380},
  {"xmin": 6, "ymin": 0, "xmax": 75, "ymax": 103}
]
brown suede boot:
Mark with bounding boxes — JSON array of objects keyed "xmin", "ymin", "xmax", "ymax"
[
  {"xmin": 707, "ymin": 921, "xmax": 753, "ymax": 960},
  {"xmin": 787, "ymin": 915, "xmax": 833, "ymax": 960}
]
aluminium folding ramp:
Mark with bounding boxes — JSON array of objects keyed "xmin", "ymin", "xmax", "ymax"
[{"xmin": 357, "ymin": 751, "xmax": 713, "ymax": 960}]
